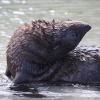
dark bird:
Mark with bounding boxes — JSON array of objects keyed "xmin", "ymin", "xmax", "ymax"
[{"xmin": 5, "ymin": 20, "xmax": 92, "ymax": 85}]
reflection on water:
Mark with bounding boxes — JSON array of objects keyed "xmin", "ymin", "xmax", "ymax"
[
  {"xmin": 1, "ymin": 81, "xmax": 100, "ymax": 100},
  {"xmin": 0, "ymin": 0, "xmax": 100, "ymax": 100}
]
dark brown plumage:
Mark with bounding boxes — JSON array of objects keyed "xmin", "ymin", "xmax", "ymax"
[
  {"xmin": 6, "ymin": 20, "xmax": 91, "ymax": 85},
  {"xmin": 50, "ymin": 46, "xmax": 100, "ymax": 84}
]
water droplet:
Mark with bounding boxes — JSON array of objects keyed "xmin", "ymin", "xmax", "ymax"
[
  {"xmin": 50, "ymin": 10, "xmax": 55, "ymax": 15},
  {"xmin": 29, "ymin": 7, "xmax": 33, "ymax": 11},
  {"xmin": 22, "ymin": 0, "xmax": 26, "ymax": 4},
  {"xmin": 13, "ymin": 11, "xmax": 25, "ymax": 15},
  {"xmin": 1, "ymin": 0, "xmax": 10, "ymax": 4},
  {"xmin": 64, "ymin": 12, "xmax": 68, "ymax": 15}
]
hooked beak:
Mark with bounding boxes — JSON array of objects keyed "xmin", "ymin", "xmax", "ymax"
[{"xmin": 82, "ymin": 23, "xmax": 91, "ymax": 35}]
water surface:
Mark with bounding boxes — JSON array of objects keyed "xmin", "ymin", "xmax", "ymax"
[{"xmin": 0, "ymin": 0, "xmax": 100, "ymax": 100}]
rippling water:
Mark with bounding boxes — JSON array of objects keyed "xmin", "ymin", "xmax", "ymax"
[{"xmin": 0, "ymin": 0, "xmax": 100, "ymax": 100}]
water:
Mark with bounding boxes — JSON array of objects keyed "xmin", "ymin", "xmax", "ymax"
[{"xmin": 0, "ymin": 0, "xmax": 100, "ymax": 100}]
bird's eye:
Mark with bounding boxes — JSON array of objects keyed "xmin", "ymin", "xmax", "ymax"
[
  {"xmin": 71, "ymin": 32, "xmax": 77, "ymax": 37},
  {"xmin": 64, "ymin": 31, "xmax": 79, "ymax": 41}
]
